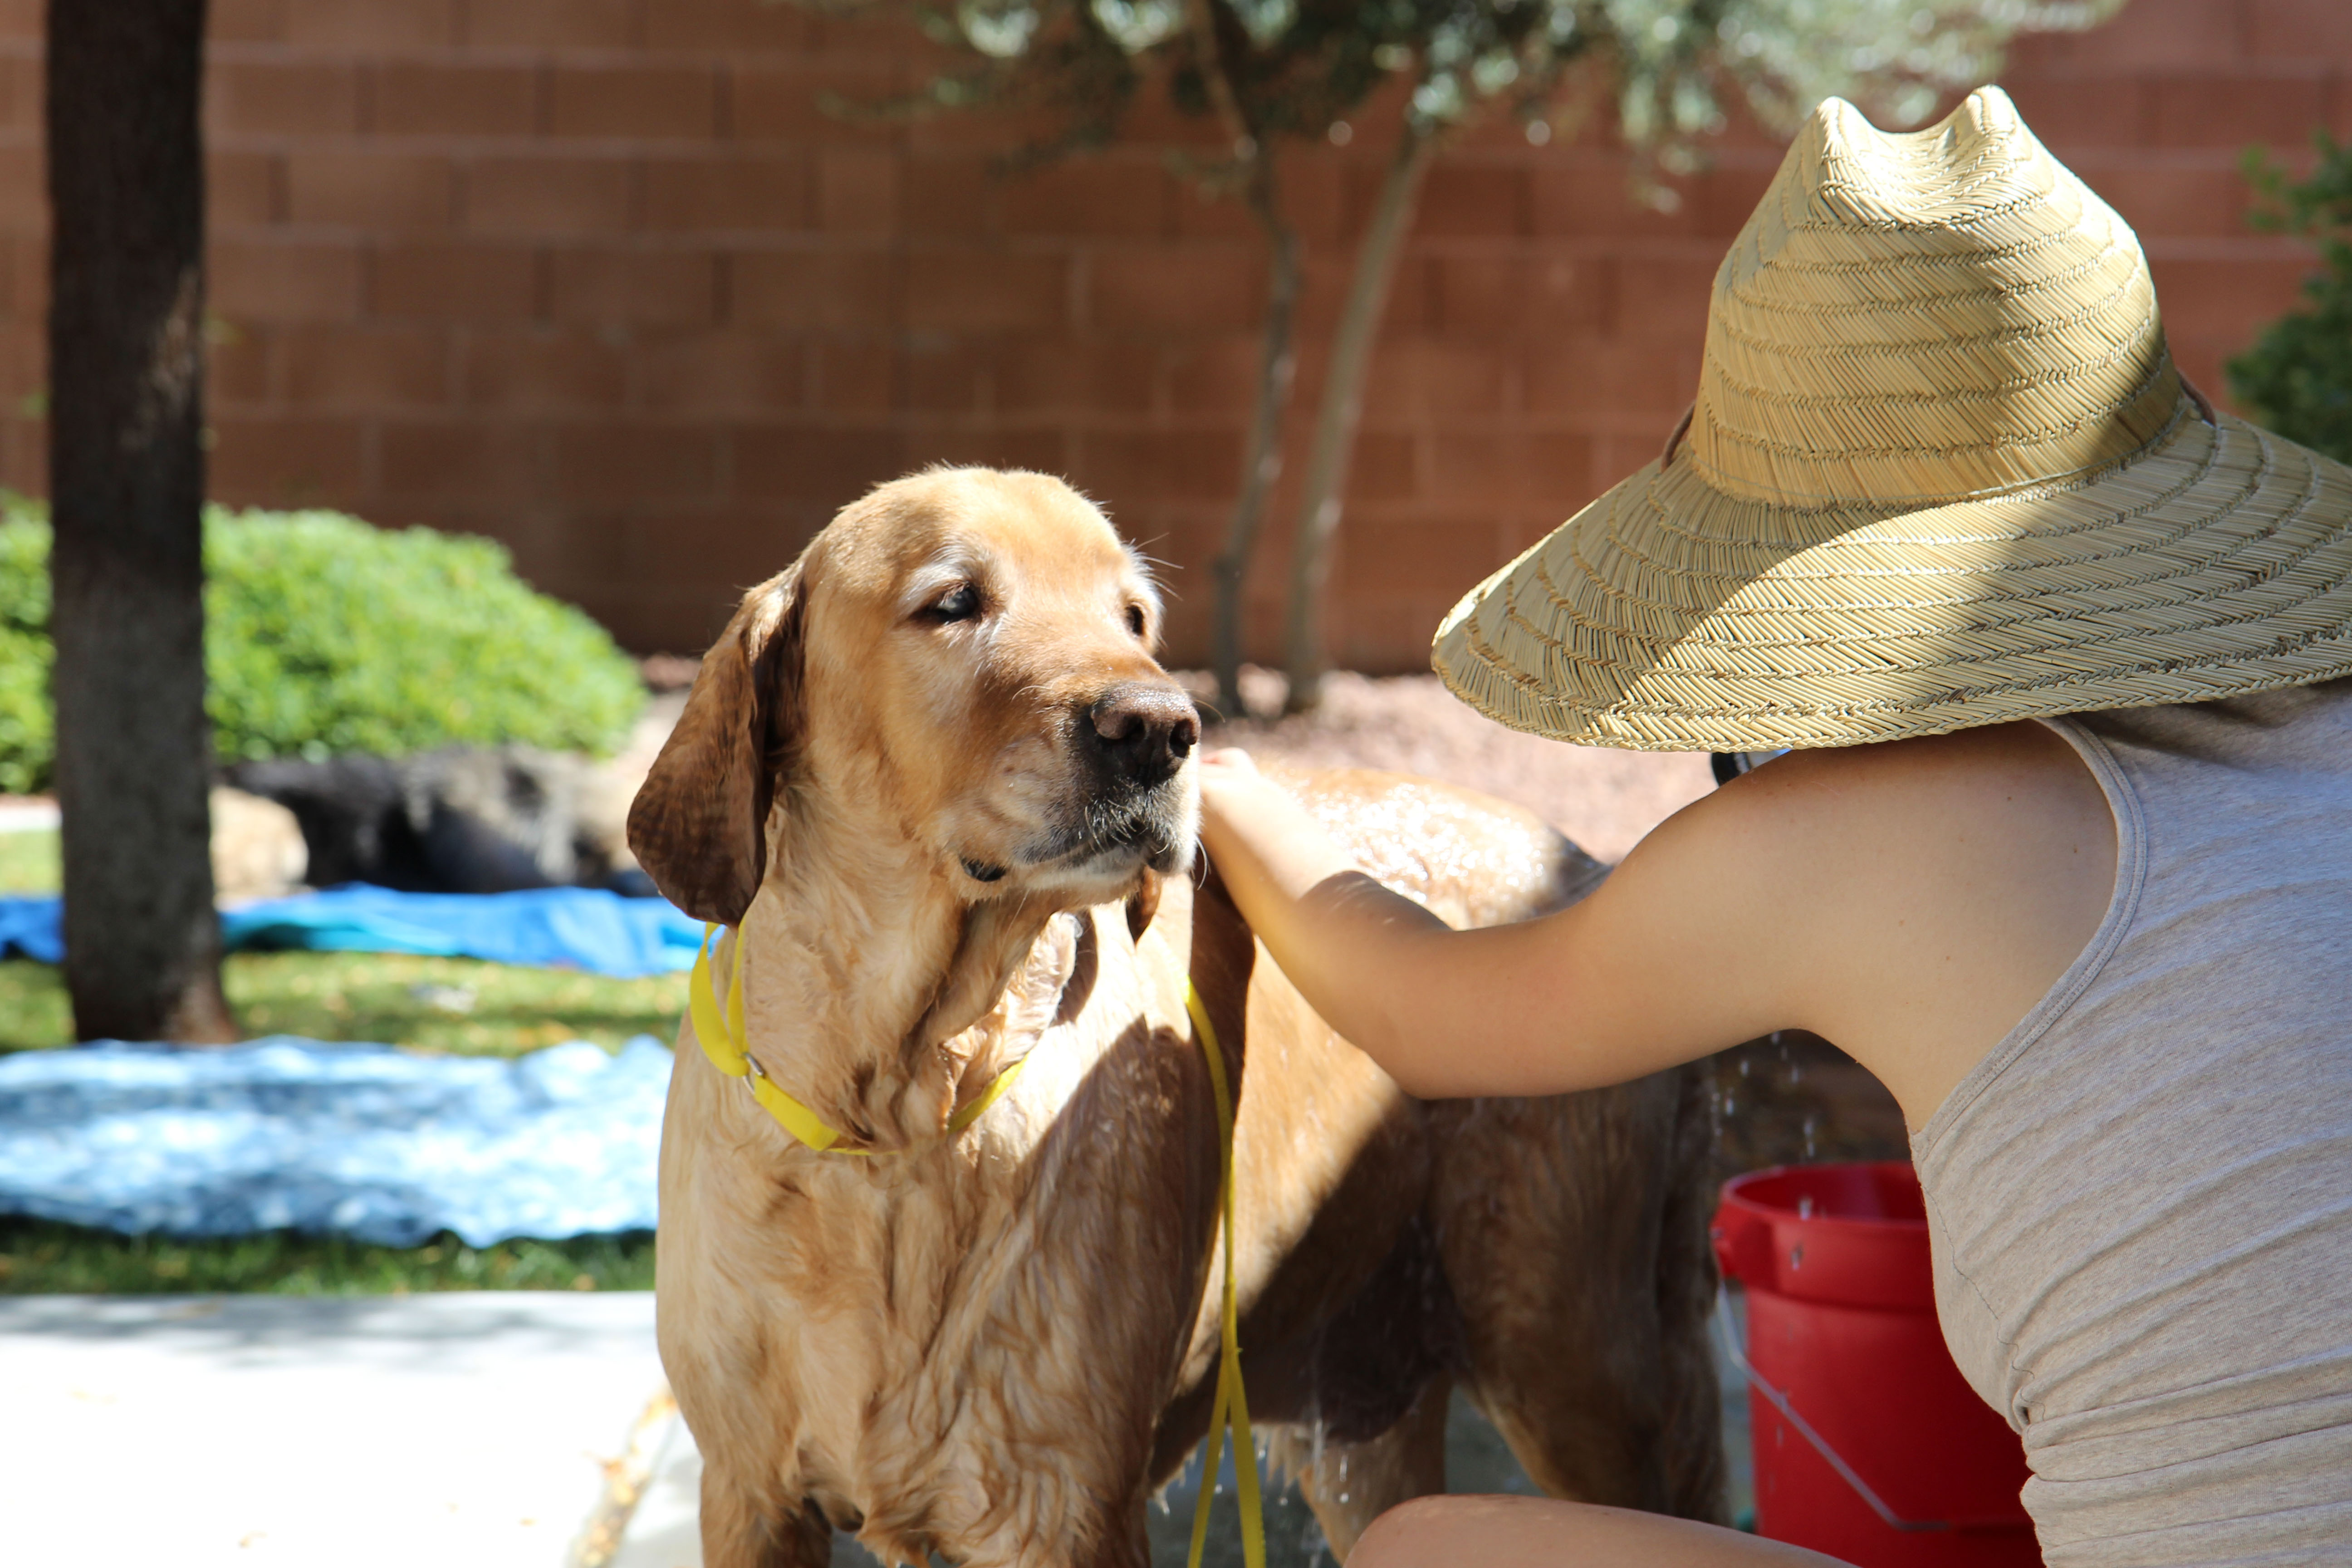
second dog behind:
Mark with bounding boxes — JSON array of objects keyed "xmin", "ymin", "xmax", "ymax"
[{"xmin": 229, "ymin": 745, "xmax": 648, "ymax": 896}]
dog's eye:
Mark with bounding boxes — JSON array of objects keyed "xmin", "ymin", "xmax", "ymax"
[
  {"xmin": 1125, "ymin": 604, "xmax": 1147, "ymax": 637},
  {"xmin": 925, "ymin": 584, "xmax": 981, "ymax": 624}
]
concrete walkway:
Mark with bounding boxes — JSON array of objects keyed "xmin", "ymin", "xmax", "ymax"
[
  {"xmin": 0, "ymin": 1292, "xmax": 666, "ymax": 1567},
  {"xmin": 0, "ymin": 1291, "xmax": 1752, "ymax": 1567},
  {"xmin": 0, "ymin": 796, "xmax": 58, "ymax": 833}
]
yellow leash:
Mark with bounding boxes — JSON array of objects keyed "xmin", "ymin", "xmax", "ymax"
[
  {"xmin": 690, "ymin": 926, "xmax": 1264, "ymax": 1566},
  {"xmin": 690, "ymin": 925, "xmax": 1025, "ymax": 1155},
  {"xmin": 1184, "ymin": 980, "xmax": 1267, "ymax": 1568}
]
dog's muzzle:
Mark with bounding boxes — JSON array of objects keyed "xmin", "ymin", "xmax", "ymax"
[
  {"xmin": 1079, "ymin": 684, "xmax": 1199, "ymax": 790},
  {"xmin": 1019, "ymin": 685, "xmax": 1200, "ymax": 877}
]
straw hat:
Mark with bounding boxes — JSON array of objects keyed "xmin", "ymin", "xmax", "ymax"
[{"xmin": 1432, "ymin": 86, "xmax": 2352, "ymax": 752}]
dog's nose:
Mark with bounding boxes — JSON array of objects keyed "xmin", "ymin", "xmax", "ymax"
[{"xmin": 1084, "ymin": 685, "xmax": 1200, "ymax": 786}]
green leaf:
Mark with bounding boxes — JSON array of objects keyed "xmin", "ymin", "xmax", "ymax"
[
  {"xmin": 0, "ymin": 504, "xmax": 644, "ymax": 794},
  {"xmin": 2229, "ymin": 133, "xmax": 2352, "ymax": 464}
]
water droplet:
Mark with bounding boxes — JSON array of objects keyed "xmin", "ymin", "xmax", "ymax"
[{"xmin": 1797, "ymin": 1195, "xmax": 1814, "ymax": 1219}]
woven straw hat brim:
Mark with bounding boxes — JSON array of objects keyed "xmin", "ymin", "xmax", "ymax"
[{"xmin": 1432, "ymin": 409, "xmax": 2352, "ymax": 752}]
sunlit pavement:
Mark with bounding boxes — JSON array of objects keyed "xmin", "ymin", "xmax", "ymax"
[
  {"xmin": 0, "ymin": 1292, "xmax": 664, "ymax": 1567},
  {"xmin": 0, "ymin": 1290, "xmax": 1750, "ymax": 1568}
]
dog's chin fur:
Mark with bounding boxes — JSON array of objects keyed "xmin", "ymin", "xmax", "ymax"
[{"xmin": 1001, "ymin": 789, "xmax": 1198, "ymax": 900}]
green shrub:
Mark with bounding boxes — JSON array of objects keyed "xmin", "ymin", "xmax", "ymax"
[
  {"xmin": 0, "ymin": 504, "xmax": 642, "ymax": 794},
  {"xmin": 2228, "ymin": 132, "xmax": 2352, "ymax": 464},
  {"xmin": 0, "ymin": 499, "xmax": 50, "ymax": 795}
]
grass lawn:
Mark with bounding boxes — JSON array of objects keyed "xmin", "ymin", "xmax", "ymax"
[
  {"xmin": 0, "ymin": 1218, "xmax": 655, "ymax": 1295},
  {"xmin": 1, "ymin": 824, "xmax": 678, "ymax": 1293},
  {"xmin": 0, "ymin": 824, "xmax": 55, "ymax": 892},
  {"xmin": 0, "ymin": 951, "xmax": 687, "ymax": 1055}
]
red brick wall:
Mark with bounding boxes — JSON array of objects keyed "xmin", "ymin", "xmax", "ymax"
[{"xmin": 0, "ymin": 0, "xmax": 2342, "ymax": 665}]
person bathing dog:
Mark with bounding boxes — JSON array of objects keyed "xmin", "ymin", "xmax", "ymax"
[{"xmin": 1199, "ymin": 88, "xmax": 2352, "ymax": 1566}]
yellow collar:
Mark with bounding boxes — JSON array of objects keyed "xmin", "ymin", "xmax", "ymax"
[
  {"xmin": 688, "ymin": 922, "xmax": 1264, "ymax": 1568},
  {"xmin": 690, "ymin": 924, "xmax": 1028, "ymax": 1156}
]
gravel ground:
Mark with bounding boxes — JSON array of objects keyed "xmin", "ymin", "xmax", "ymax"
[{"xmin": 1185, "ymin": 669, "xmax": 1716, "ymax": 863}]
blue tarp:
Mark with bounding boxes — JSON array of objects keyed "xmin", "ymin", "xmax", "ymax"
[
  {"xmin": 0, "ymin": 885, "xmax": 705, "ymax": 978},
  {"xmin": 0, "ymin": 896, "xmax": 57, "ymax": 965},
  {"xmin": 0, "ymin": 1037, "xmax": 669, "ymax": 1245}
]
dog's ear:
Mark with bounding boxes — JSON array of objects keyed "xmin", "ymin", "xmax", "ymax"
[{"xmin": 627, "ymin": 563, "xmax": 805, "ymax": 926}]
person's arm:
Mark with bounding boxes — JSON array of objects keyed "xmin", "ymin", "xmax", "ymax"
[
  {"xmin": 1195, "ymin": 722, "xmax": 2116, "ymax": 1122},
  {"xmin": 1196, "ymin": 751, "xmax": 1796, "ymax": 1098}
]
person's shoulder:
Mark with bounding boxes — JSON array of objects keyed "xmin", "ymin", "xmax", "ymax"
[
  {"xmin": 1607, "ymin": 721, "xmax": 2116, "ymax": 1119},
  {"xmin": 1700, "ymin": 722, "xmax": 2078, "ymax": 830},
  {"xmin": 1626, "ymin": 720, "xmax": 2105, "ymax": 919}
]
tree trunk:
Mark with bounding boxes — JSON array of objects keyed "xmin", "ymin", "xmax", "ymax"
[
  {"xmin": 1279, "ymin": 122, "xmax": 1436, "ymax": 714},
  {"xmin": 47, "ymin": 0, "xmax": 234, "ymax": 1043},
  {"xmin": 1209, "ymin": 161, "xmax": 1301, "ymax": 721}
]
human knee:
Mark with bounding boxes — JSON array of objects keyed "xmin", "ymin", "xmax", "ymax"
[{"xmin": 1350, "ymin": 1495, "xmax": 1485, "ymax": 1568}]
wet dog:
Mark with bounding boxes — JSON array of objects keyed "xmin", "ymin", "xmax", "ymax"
[{"xmin": 628, "ymin": 469, "xmax": 1722, "ymax": 1567}]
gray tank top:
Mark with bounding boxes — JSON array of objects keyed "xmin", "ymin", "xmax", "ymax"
[{"xmin": 1910, "ymin": 677, "xmax": 2352, "ymax": 1566}]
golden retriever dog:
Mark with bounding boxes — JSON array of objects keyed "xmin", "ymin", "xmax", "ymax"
[{"xmin": 627, "ymin": 469, "xmax": 1722, "ymax": 1568}]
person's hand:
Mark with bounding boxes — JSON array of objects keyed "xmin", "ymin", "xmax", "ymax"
[
  {"xmin": 1196, "ymin": 747, "xmax": 1275, "ymax": 838},
  {"xmin": 1196, "ymin": 746, "xmax": 1263, "ymax": 813}
]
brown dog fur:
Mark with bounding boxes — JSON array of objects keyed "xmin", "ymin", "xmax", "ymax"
[{"xmin": 628, "ymin": 469, "xmax": 1722, "ymax": 1568}]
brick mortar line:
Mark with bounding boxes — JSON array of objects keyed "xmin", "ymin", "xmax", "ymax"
[
  {"xmin": 2143, "ymin": 238, "xmax": 2327, "ymax": 259},
  {"xmin": 184, "ymin": 220, "xmax": 1758, "ymax": 256},
  {"xmin": 200, "ymin": 412, "xmax": 1292, "ymax": 431},
  {"xmin": 50, "ymin": 131, "xmax": 2321, "ymax": 176},
  {"xmin": 188, "ymin": 135, "xmax": 1661, "ymax": 172},
  {"xmin": 197, "ymin": 133, "xmax": 914, "ymax": 154},
  {"xmin": 163, "ymin": 233, "xmax": 2310, "ymax": 262},
  {"xmin": 203, "ymin": 42, "xmax": 892, "ymax": 69},
  {"xmin": 196, "ymin": 231, "xmax": 1288, "ymax": 258},
  {"xmin": 0, "ymin": 42, "xmax": 905, "ymax": 71}
]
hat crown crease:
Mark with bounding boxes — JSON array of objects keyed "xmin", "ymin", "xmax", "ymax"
[{"xmin": 1688, "ymin": 86, "xmax": 2182, "ymax": 513}]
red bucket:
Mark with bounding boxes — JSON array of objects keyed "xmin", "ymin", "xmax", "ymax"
[{"xmin": 1713, "ymin": 1162, "xmax": 2040, "ymax": 1566}]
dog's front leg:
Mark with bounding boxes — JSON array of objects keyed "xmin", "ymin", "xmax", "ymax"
[
  {"xmin": 948, "ymin": 1490, "xmax": 1152, "ymax": 1568},
  {"xmin": 1063, "ymin": 1496, "xmax": 1152, "ymax": 1568},
  {"xmin": 1273, "ymin": 1378, "xmax": 1451, "ymax": 1561},
  {"xmin": 699, "ymin": 1465, "xmax": 834, "ymax": 1568}
]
